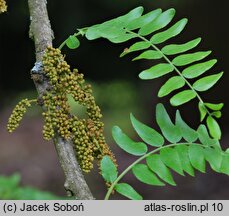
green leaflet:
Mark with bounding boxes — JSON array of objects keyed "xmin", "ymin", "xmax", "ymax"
[
  {"xmin": 205, "ymin": 103, "xmax": 224, "ymax": 111},
  {"xmin": 115, "ymin": 183, "xmax": 143, "ymax": 200},
  {"xmin": 116, "ymin": 6, "xmax": 144, "ymax": 25},
  {"xmin": 198, "ymin": 102, "xmax": 207, "ymax": 122},
  {"xmin": 188, "ymin": 145, "xmax": 206, "ymax": 173},
  {"xmin": 133, "ymin": 50, "xmax": 163, "ymax": 61},
  {"xmin": 150, "ymin": 18, "xmax": 188, "ymax": 44},
  {"xmin": 220, "ymin": 154, "xmax": 229, "ymax": 175},
  {"xmin": 130, "ymin": 113, "xmax": 164, "ymax": 147},
  {"xmin": 160, "ymin": 148, "xmax": 184, "ymax": 175},
  {"xmin": 162, "ymin": 38, "xmax": 201, "ymax": 55},
  {"xmin": 132, "ymin": 164, "xmax": 165, "ymax": 186},
  {"xmin": 66, "ymin": 35, "xmax": 80, "ymax": 49},
  {"xmin": 139, "ymin": 63, "xmax": 174, "ymax": 80},
  {"xmin": 112, "ymin": 126, "xmax": 147, "ymax": 156},
  {"xmin": 193, "ymin": 72, "xmax": 223, "ymax": 92},
  {"xmin": 85, "ymin": 6, "xmax": 144, "ymax": 40},
  {"xmin": 86, "ymin": 23, "xmax": 124, "ymax": 40},
  {"xmin": 146, "ymin": 154, "xmax": 176, "ymax": 186},
  {"xmin": 204, "ymin": 148, "xmax": 222, "ymax": 172},
  {"xmin": 120, "ymin": 41, "xmax": 151, "ymax": 57},
  {"xmin": 100, "ymin": 156, "xmax": 118, "ymax": 183},
  {"xmin": 197, "ymin": 125, "xmax": 220, "ymax": 149},
  {"xmin": 175, "ymin": 145, "xmax": 195, "ymax": 176},
  {"xmin": 158, "ymin": 76, "xmax": 185, "ymax": 97},
  {"xmin": 170, "ymin": 90, "xmax": 196, "ymax": 106},
  {"xmin": 212, "ymin": 111, "xmax": 222, "ymax": 119},
  {"xmin": 127, "ymin": 9, "xmax": 162, "ymax": 30},
  {"xmin": 176, "ymin": 110, "xmax": 198, "ymax": 143},
  {"xmin": 108, "ymin": 34, "xmax": 136, "ymax": 43},
  {"xmin": 206, "ymin": 116, "xmax": 221, "ymax": 139},
  {"xmin": 156, "ymin": 104, "xmax": 182, "ymax": 143},
  {"xmin": 182, "ymin": 59, "xmax": 217, "ymax": 79},
  {"xmin": 172, "ymin": 51, "xmax": 212, "ymax": 66},
  {"xmin": 139, "ymin": 9, "xmax": 176, "ymax": 36}
]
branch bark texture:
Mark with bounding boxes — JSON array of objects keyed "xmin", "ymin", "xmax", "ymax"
[{"xmin": 28, "ymin": 0, "xmax": 94, "ymax": 200}]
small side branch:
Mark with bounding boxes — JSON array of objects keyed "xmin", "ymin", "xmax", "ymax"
[{"xmin": 28, "ymin": 0, "xmax": 94, "ymax": 200}]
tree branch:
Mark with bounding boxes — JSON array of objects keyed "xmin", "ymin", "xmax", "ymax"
[{"xmin": 28, "ymin": 0, "xmax": 94, "ymax": 200}]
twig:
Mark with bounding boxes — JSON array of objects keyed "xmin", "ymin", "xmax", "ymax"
[{"xmin": 27, "ymin": 0, "xmax": 94, "ymax": 200}]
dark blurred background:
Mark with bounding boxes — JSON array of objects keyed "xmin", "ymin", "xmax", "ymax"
[{"xmin": 0, "ymin": 0, "xmax": 228, "ymax": 199}]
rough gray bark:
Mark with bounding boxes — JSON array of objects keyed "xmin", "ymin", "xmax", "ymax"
[{"xmin": 28, "ymin": 0, "xmax": 94, "ymax": 200}]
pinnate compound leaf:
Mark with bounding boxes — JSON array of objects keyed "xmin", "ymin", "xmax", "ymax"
[
  {"xmin": 182, "ymin": 59, "xmax": 217, "ymax": 79},
  {"xmin": 66, "ymin": 36, "xmax": 80, "ymax": 49},
  {"xmin": 115, "ymin": 183, "xmax": 143, "ymax": 200},
  {"xmin": 198, "ymin": 102, "xmax": 207, "ymax": 122},
  {"xmin": 130, "ymin": 114, "xmax": 164, "ymax": 147},
  {"xmin": 170, "ymin": 90, "xmax": 196, "ymax": 106},
  {"xmin": 175, "ymin": 145, "xmax": 195, "ymax": 176},
  {"xmin": 127, "ymin": 9, "xmax": 162, "ymax": 30},
  {"xmin": 150, "ymin": 18, "xmax": 188, "ymax": 44},
  {"xmin": 206, "ymin": 116, "xmax": 221, "ymax": 140},
  {"xmin": 146, "ymin": 155, "xmax": 176, "ymax": 186},
  {"xmin": 162, "ymin": 38, "xmax": 201, "ymax": 55},
  {"xmin": 172, "ymin": 51, "xmax": 211, "ymax": 66},
  {"xmin": 139, "ymin": 63, "xmax": 174, "ymax": 80},
  {"xmin": 133, "ymin": 50, "xmax": 162, "ymax": 61},
  {"xmin": 158, "ymin": 76, "xmax": 185, "ymax": 97},
  {"xmin": 101, "ymin": 156, "xmax": 118, "ymax": 183},
  {"xmin": 189, "ymin": 145, "xmax": 206, "ymax": 173},
  {"xmin": 156, "ymin": 104, "xmax": 182, "ymax": 143},
  {"xmin": 112, "ymin": 126, "xmax": 147, "ymax": 156},
  {"xmin": 132, "ymin": 164, "xmax": 165, "ymax": 186},
  {"xmin": 204, "ymin": 103, "xmax": 224, "ymax": 111},
  {"xmin": 139, "ymin": 9, "xmax": 176, "ymax": 36},
  {"xmin": 193, "ymin": 72, "xmax": 223, "ymax": 92},
  {"xmin": 175, "ymin": 110, "xmax": 198, "ymax": 143},
  {"xmin": 204, "ymin": 148, "xmax": 222, "ymax": 172},
  {"xmin": 220, "ymin": 154, "xmax": 229, "ymax": 175},
  {"xmin": 120, "ymin": 41, "xmax": 151, "ymax": 57},
  {"xmin": 160, "ymin": 148, "xmax": 184, "ymax": 175}
]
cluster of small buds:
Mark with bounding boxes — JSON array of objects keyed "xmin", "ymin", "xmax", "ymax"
[
  {"xmin": 42, "ymin": 46, "xmax": 116, "ymax": 172},
  {"xmin": 7, "ymin": 99, "xmax": 32, "ymax": 132},
  {"xmin": 0, "ymin": 0, "xmax": 7, "ymax": 13}
]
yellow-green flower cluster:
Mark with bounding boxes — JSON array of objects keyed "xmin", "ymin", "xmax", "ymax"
[
  {"xmin": 0, "ymin": 0, "xmax": 7, "ymax": 13},
  {"xmin": 42, "ymin": 46, "xmax": 116, "ymax": 172},
  {"xmin": 7, "ymin": 99, "xmax": 32, "ymax": 132}
]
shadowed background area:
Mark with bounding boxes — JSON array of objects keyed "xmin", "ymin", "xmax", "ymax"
[{"xmin": 0, "ymin": 0, "xmax": 228, "ymax": 199}]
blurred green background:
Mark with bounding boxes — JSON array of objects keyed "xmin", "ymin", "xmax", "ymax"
[{"xmin": 0, "ymin": 0, "xmax": 228, "ymax": 199}]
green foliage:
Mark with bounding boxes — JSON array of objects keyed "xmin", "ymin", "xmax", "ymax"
[
  {"xmin": 66, "ymin": 35, "xmax": 80, "ymax": 49},
  {"xmin": 132, "ymin": 164, "xmax": 165, "ymax": 186},
  {"xmin": 101, "ymin": 156, "xmax": 118, "ymax": 183},
  {"xmin": 70, "ymin": 6, "xmax": 224, "ymax": 139},
  {"xmin": 112, "ymin": 126, "xmax": 147, "ymax": 156},
  {"xmin": 0, "ymin": 174, "xmax": 64, "ymax": 200},
  {"xmin": 130, "ymin": 113, "xmax": 164, "ymax": 147},
  {"xmin": 59, "ymin": 5, "xmax": 227, "ymax": 200},
  {"xmin": 101, "ymin": 104, "xmax": 228, "ymax": 200},
  {"xmin": 115, "ymin": 183, "xmax": 142, "ymax": 200}
]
